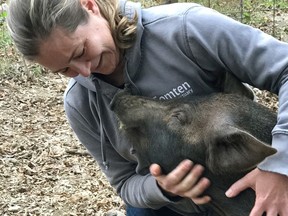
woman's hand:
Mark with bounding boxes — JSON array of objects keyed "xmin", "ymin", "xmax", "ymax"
[
  {"xmin": 150, "ymin": 159, "xmax": 211, "ymax": 204},
  {"xmin": 226, "ymin": 168, "xmax": 288, "ymax": 216}
]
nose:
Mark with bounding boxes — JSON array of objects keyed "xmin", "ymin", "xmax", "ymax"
[{"xmin": 70, "ymin": 60, "xmax": 92, "ymax": 77}]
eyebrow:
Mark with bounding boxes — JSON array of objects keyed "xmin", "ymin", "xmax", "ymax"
[{"xmin": 51, "ymin": 45, "xmax": 79, "ymax": 73}]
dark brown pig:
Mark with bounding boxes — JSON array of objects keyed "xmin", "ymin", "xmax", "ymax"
[
  {"xmin": 159, "ymin": 0, "xmax": 178, "ymax": 4},
  {"xmin": 158, "ymin": 0, "xmax": 190, "ymax": 4},
  {"xmin": 110, "ymin": 91, "xmax": 277, "ymax": 216}
]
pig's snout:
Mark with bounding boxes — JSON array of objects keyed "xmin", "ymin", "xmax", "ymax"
[
  {"xmin": 111, "ymin": 91, "xmax": 168, "ymax": 130},
  {"xmin": 110, "ymin": 91, "xmax": 133, "ymax": 114},
  {"xmin": 111, "ymin": 91, "xmax": 155, "ymax": 115},
  {"xmin": 110, "ymin": 91, "xmax": 148, "ymax": 126}
]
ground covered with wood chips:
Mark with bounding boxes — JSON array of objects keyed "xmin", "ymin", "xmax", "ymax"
[
  {"xmin": 0, "ymin": 0, "xmax": 284, "ymax": 215},
  {"xmin": 0, "ymin": 73, "xmax": 125, "ymax": 215}
]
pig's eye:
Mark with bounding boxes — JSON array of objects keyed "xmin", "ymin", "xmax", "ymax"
[{"xmin": 170, "ymin": 110, "xmax": 187, "ymax": 125}]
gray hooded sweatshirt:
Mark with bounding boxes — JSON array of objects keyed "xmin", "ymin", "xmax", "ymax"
[{"xmin": 64, "ymin": 1, "xmax": 288, "ymax": 215}]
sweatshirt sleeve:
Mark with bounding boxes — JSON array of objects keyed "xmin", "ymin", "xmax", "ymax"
[
  {"xmin": 63, "ymin": 79, "xmax": 181, "ymax": 209},
  {"xmin": 184, "ymin": 6, "xmax": 288, "ymax": 175}
]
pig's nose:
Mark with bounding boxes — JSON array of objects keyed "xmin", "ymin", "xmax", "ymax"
[{"xmin": 70, "ymin": 60, "xmax": 92, "ymax": 77}]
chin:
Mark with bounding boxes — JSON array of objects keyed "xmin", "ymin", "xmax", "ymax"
[
  {"xmin": 106, "ymin": 67, "xmax": 117, "ymax": 74},
  {"xmin": 96, "ymin": 69, "xmax": 114, "ymax": 75}
]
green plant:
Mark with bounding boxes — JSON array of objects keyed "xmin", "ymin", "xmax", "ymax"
[
  {"xmin": 0, "ymin": 3, "xmax": 11, "ymax": 47},
  {"xmin": 0, "ymin": 3, "xmax": 16, "ymax": 77},
  {"xmin": 0, "ymin": 3, "xmax": 45, "ymax": 79}
]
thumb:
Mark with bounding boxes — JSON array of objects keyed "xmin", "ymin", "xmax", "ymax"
[
  {"xmin": 150, "ymin": 163, "xmax": 162, "ymax": 177},
  {"xmin": 225, "ymin": 174, "xmax": 252, "ymax": 198}
]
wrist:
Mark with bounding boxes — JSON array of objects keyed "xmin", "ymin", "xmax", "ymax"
[{"xmin": 156, "ymin": 182, "xmax": 182, "ymax": 201}]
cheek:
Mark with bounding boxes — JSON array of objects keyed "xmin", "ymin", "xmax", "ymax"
[
  {"xmin": 96, "ymin": 52, "xmax": 118, "ymax": 74},
  {"xmin": 86, "ymin": 39, "xmax": 100, "ymax": 58}
]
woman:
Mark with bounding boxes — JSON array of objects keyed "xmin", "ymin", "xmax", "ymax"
[{"xmin": 7, "ymin": 0, "xmax": 288, "ymax": 215}]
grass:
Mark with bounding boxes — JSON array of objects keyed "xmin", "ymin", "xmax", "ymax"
[
  {"xmin": 0, "ymin": 24, "xmax": 16, "ymax": 76},
  {"xmin": 0, "ymin": 13, "xmax": 43, "ymax": 79},
  {"xmin": 0, "ymin": 3, "xmax": 23, "ymax": 78}
]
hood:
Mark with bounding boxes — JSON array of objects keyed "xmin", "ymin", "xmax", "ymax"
[{"xmin": 72, "ymin": 0, "xmax": 143, "ymax": 170}]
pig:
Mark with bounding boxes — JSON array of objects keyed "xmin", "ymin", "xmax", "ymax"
[
  {"xmin": 159, "ymin": 0, "xmax": 178, "ymax": 4},
  {"xmin": 158, "ymin": 0, "xmax": 190, "ymax": 4},
  {"xmin": 110, "ymin": 89, "xmax": 277, "ymax": 216}
]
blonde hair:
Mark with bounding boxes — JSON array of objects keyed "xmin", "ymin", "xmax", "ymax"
[{"xmin": 7, "ymin": 0, "xmax": 137, "ymax": 60}]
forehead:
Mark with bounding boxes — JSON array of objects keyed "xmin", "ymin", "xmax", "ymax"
[
  {"xmin": 37, "ymin": 28, "xmax": 81, "ymax": 70},
  {"xmin": 40, "ymin": 28, "xmax": 79, "ymax": 57}
]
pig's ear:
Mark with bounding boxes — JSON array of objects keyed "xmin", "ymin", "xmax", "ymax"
[{"xmin": 206, "ymin": 126, "xmax": 277, "ymax": 174}]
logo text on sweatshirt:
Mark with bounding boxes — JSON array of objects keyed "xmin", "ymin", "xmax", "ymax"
[{"xmin": 154, "ymin": 82, "xmax": 193, "ymax": 100}]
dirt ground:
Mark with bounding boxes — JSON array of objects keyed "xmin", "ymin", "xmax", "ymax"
[{"xmin": 0, "ymin": 73, "xmax": 126, "ymax": 215}]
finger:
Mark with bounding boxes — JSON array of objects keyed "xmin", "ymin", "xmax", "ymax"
[
  {"xmin": 165, "ymin": 160, "xmax": 194, "ymax": 184},
  {"xmin": 280, "ymin": 206, "xmax": 288, "ymax": 216},
  {"xmin": 226, "ymin": 176, "xmax": 251, "ymax": 198},
  {"xmin": 192, "ymin": 195, "xmax": 211, "ymax": 205},
  {"xmin": 264, "ymin": 204, "xmax": 288, "ymax": 216},
  {"xmin": 251, "ymin": 200, "xmax": 278, "ymax": 216},
  {"xmin": 150, "ymin": 163, "xmax": 163, "ymax": 177},
  {"xmin": 249, "ymin": 204, "xmax": 265, "ymax": 216},
  {"xmin": 180, "ymin": 164, "xmax": 205, "ymax": 191},
  {"xmin": 174, "ymin": 164, "xmax": 206, "ymax": 194},
  {"xmin": 266, "ymin": 210, "xmax": 279, "ymax": 216},
  {"xmin": 184, "ymin": 177, "xmax": 210, "ymax": 199},
  {"xmin": 250, "ymin": 207, "xmax": 279, "ymax": 216},
  {"xmin": 156, "ymin": 160, "xmax": 194, "ymax": 192}
]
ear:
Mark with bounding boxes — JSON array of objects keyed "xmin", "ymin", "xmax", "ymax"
[
  {"xmin": 80, "ymin": 0, "xmax": 100, "ymax": 14},
  {"xmin": 206, "ymin": 125, "xmax": 277, "ymax": 174},
  {"xmin": 222, "ymin": 72, "xmax": 255, "ymax": 100}
]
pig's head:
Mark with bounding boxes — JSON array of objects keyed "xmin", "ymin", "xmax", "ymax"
[{"xmin": 110, "ymin": 91, "xmax": 276, "ymax": 175}]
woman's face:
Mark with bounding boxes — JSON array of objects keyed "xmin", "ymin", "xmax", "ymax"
[{"xmin": 36, "ymin": 0, "xmax": 120, "ymax": 77}]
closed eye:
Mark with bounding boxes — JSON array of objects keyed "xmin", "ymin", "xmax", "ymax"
[
  {"xmin": 51, "ymin": 41, "xmax": 86, "ymax": 75},
  {"xmin": 51, "ymin": 67, "xmax": 68, "ymax": 74},
  {"xmin": 60, "ymin": 67, "xmax": 69, "ymax": 74},
  {"xmin": 58, "ymin": 46, "xmax": 85, "ymax": 74},
  {"xmin": 75, "ymin": 46, "xmax": 86, "ymax": 59}
]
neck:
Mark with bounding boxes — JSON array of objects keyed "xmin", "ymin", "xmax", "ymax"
[{"xmin": 101, "ymin": 55, "xmax": 125, "ymax": 87}]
